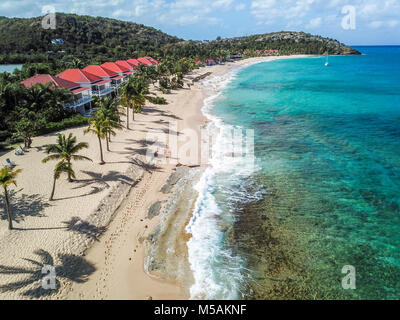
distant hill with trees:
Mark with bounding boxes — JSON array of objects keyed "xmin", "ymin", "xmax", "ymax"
[
  {"xmin": 0, "ymin": 13, "xmax": 359, "ymax": 66},
  {"xmin": 0, "ymin": 13, "xmax": 181, "ymax": 65}
]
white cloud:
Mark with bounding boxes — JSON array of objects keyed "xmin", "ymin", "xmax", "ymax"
[
  {"xmin": 388, "ymin": 20, "xmax": 399, "ymax": 28},
  {"xmin": 369, "ymin": 19, "xmax": 400, "ymax": 29},
  {"xmin": 307, "ymin": 17, "xmax": 322, "ymax": 29},
  {"xmin": 369, "ymin": 20, "xmax": 384, "ymax": 29},
  {"xmin": 1, "ymin": 0, "xmax": 399, "ymax": 41},
  {"xmin": 212, "ymin": 0, "xmax": 235, "ymax": 9},
  {"xmin": 235, "ymin": 3, "xmax": 246, "ymax": 11},
  {"xmin": 249, "ymin": 0, "xmax": 400, "ymax": 32},
  {"xmin": 250, "ymin": 0, "xmax": 318, "ymax": 22}
]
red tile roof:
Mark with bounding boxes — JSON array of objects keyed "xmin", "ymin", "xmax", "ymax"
[
  {"xmin": 127, "ymin": 59, "xmax": 140, "ymax": 67},
  {"xmin": 20, "ymin": 74, "xmax": 79, "ymax": 90},
  {"xmin": 93, "ymin": 80, "xmax": 112, "ymax": 85},
  {"xmin": 83, "ymin": 65, "xmax": 118, "ymax": 78},
  {"xmin": 101, "ymin": 62, "xmax": 128, "ymax": 73},
  {"xmin": 71, "ymin": 87, "xmax": 90, "ymax": 94},
  {"xmin": 57, "ymin": 69, "xmax": 101, "ymax": 84},
  {"xmin": 137, "ymin": 57, "xmax": 153, "ymax": 66},
  {"xmin": 144, "ymin": 56, "xmax": 159, "ymax": 64},
  {"xmin": 115, "ymin": 60, "xmax": 134, "ymax": 71}
]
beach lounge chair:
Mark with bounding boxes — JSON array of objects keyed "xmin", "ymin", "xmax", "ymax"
[
  {"xmin": 6, "ymin": 158, "xmax": 16, "ymax": 168},
  {"xmin": 15, "ymin": 146, "xmax": 24, "ymax": 156}
]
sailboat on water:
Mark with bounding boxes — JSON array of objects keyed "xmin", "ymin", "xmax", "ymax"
[{"xmin": 325, "ymin": 52, "xmax": 329, "ymax": 66}]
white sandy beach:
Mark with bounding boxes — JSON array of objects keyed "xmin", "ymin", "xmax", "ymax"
[{"xmin": 0, "ymin": 55, "xmax": 307, "ymax": 300}]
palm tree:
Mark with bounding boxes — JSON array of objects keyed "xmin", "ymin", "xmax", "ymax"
[
  {"xmin": 120, "ymin": 81, "xmax": 133, "ymax": 130},
  {"xmin": 120, "ymin": 76, "xmax": 150, "ymax": 128},
  {"xmin": 24, "ymin": 83, "xmax": 52, "ymax": 112},
  {"xmin": 96, "ymin": 104, "xmax": 123, "ymax": 151},
  {"xmin": 84, "ymin": 117, "xmax": 106, "ymax": 165},
  {"xmin": 44, "ymin": 87, "xmax": 74, "ymax": 122},
  {"xmin": 47, "ymin": 161, "xmax": 75, "ymax": 201},
  {"xmin": 68, "ymin": 58, "xmax": 84, "ymax": 69},
  {"xmin": 0, "ymin": 167, "xmax": 22, "ymax": 230},
  {"xmin": 43, "ymin": 133, "xmax": 92, "ymax": 182}
]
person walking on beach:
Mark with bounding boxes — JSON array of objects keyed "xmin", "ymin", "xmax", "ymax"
[{"xmin": 163, "ymin": 144, "xmax": 171, "ymax": 161}]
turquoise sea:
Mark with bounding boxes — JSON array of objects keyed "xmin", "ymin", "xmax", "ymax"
[{"xmin": 186, "ymin": 47, "xmax": 400, "ymax": 300}]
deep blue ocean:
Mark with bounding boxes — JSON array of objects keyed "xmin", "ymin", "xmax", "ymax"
[{"xmin": 187, "ymin": 47, "xmax": 400, "ymax": 300}]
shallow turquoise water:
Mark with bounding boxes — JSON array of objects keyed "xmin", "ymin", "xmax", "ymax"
[{"xmin": 206, "ymin": 47, "xmax": 400, "ymax": 299}]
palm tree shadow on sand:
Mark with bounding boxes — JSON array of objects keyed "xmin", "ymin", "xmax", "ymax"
[
  {"xmin": 0, "ymin": 249, "xmax": 95, "ymax": 298},
  {"xmin": 107, "ymin": 158, "xmax": 162, "ymax": 174},
  {"xmin": 0, "ymin": 189, "xmax": 50, "ymax": 223},
  {"xmin": 62, "ymin": 217, "xmax": 106, "ymax": 242},
  {"xmin": 73, "ymin": 170, "xmax": 135, "ymax": 190}
]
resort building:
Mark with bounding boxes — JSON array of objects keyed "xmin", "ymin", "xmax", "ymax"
[
  {"xmin": 101, "ymin": 62, "xmax": 131, "ymax": 81},
  {"xmin": 137, "ymin": 57, "xmax": 154, "ymax": 67},
  {"xmin": 143, "ymin": 56, "xmax": 160, "ymax": 65},
  {"xmin": 19, "ymin": 56, "xmax": 161, "ymax": 115},
  {"xmin": 127, "ymin": 59, "xmax": 140, "ymax": 68},
  {"xmin": 57, "ymin": 69, "xmax": 114, "ymax": 99},
  {"xmin": 115, "ymin": 60, "xmax": 136, "ymax": 74},
  {"xmin": 264, "ymin": 49, "xmax": 279, "ymax": 55},
  {"xmin": 206, "ymin": 59, "xmax": 217, "ymax": 66},
  {"xmin": 51, "ymin": 38, "xmax": 65, "ymax": 45},
  {"xmin": 20, "ymin": 74, "xmax": 92, "ymax": 114},
  {"xmin": 83, "ymin": 65, "xmax": 124, "ymax": 91}
]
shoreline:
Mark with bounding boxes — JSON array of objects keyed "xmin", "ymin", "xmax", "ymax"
[
  {"xmin": 64, "ymin": 55, "xmax": 309, "ymax": 300},
  {"xmin": 0, "ymin": 55, "xmax": 309, "ymax": 300}
]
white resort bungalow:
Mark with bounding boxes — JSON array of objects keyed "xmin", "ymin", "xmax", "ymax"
[
  {"xmin": 57, "ymin": 69, "xmax": 114, "ymax": 99},
  {"xmin": 20, "ymin": 56, "xmax": 159, "ymax": 115},
  {"xmin": 83, "ymin": 65, "xmax": 124, "ymax": 92},
  {"xmin": 20, "ymin": 74, "xmax": 92, "ymax": 114}
]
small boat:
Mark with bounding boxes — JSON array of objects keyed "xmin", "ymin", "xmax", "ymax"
[{"xmin": 325, "ymin": 53, "xmax": 329, "ymax": 66}]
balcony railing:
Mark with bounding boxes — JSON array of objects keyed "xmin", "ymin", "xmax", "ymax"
[
  {"xmin": 65, "ymin": 96, "xmax": 92, "ymax": 108},
  {"xmin": 92, "ymin": 87, "xmax": 114, "ymax": 96},
  {"xmin": 111, "ymin": 82, "xmax": 122, "ymax": 88}
]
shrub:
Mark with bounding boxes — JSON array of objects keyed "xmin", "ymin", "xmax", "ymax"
[
  {"xmin": 38, "ymin": 114, "xmax": 89, "ymax": 135},
  {"xmin": 148, "ymin": 96, "xmax": 168, "ymax": 105}
]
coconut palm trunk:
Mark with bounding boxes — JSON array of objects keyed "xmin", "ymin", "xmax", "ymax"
[
  {"xmin": 49, "ymin": 176, "xmax": 57, "ymax": 201},
  {"xmin": 67, "ymin": 159, "xmax": 73, "ymax": 182},
  {"xmin": 126, "ymin": 106, "xmax": 130, "ymax": 129},
  {"xmin": 106, "ymin": 133, "xmax": 110, "ymax": 152},
  {"xmin": 4, "ymin": 187, "xmax": 13, "ymax": 230},
  {"xmin": 98, "ymin": 135, "xmax": 105, "ymax": 165}
]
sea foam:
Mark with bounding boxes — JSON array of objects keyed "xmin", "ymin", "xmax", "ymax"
[{"xmin": 186, "ymin": 62, "xmax": 264, "ymax": 300}]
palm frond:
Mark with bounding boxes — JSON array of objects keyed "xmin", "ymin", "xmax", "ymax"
[
  {"xmin": 71, "ymin": 155, "xmax": 92, "ymax": 162},
  {"xmin": 42, "ymin": 154, "xmax": 63, "ymax": 163}
]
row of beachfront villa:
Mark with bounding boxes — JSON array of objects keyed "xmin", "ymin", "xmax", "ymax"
[{"xmin": 20, "ymin": 56, "xmax": 159, "ymax": 115}]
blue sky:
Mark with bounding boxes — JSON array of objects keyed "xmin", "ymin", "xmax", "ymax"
[{"xmin": 1, "ymin": 0, "xmax": 400, "ymax": 45}]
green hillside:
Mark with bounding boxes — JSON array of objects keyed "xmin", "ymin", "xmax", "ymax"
[
  {"xmin": 0, "ymin": 13, "xmax": 181, "ymax": 64},
  {"xmin": 0, "ymin": 14, "xmax": 359, "ymax": 66}
]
